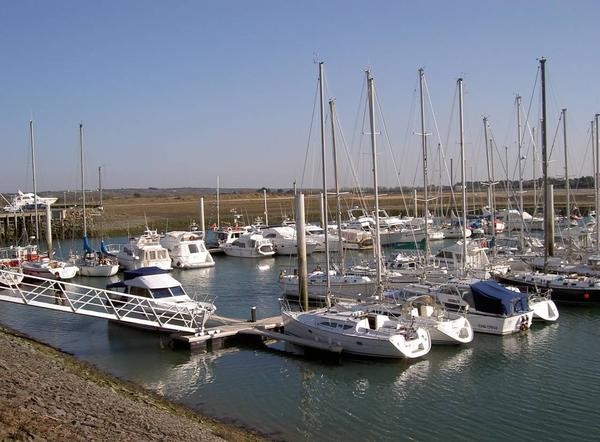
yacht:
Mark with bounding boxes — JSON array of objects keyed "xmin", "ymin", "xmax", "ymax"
[
  {"xmin": 2, "ymin": 190, "xmax": 58, "ymax": 212},
  {"xmin": 116, "ymin": 228, "xmax": 172, "ymax": 270},
  {"xmin": 71, "ymin": 238, "xmax": 119, "ymax": 277},
  {"xmin": 22, "ymin": 258, "xmax": 79, "ymax": 280},
  {"xmin": 279, "ymin": 269, "xmax": 377, "ymax": 301},
  {"xmin": 160, "ymin": 231, "xmax": 215, "ymax": 269},
  {"xmin": 106, "ymin": 267, "xmax": 216, "ymax": 330},
  {"xmin": 352, "ymin": 294, "xmax": 474, "ymax": 345},
  {"xmin": 401, "ymin": 280, "xmax": 534, "ymax": 335},
  {"xmin": 221, "ymin": 232, "xmax": 275, "ymax": 258},
  {"xmin": 281, "ymin": 305, "xmax": 431, "ymax": 359},
  {"xmin": 261, "ymin": 226, "xmax": 318, "ymax": 256}
]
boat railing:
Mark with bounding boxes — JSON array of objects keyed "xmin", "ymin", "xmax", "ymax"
[{"xmin": 0, "ymin": 268, "xmax": 212, "ymax": 334}]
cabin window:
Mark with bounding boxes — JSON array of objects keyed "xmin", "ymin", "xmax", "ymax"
[
  {"xmin": 130, "ymin": 286, "xmax": 149, "ymax": 297},
  {"xmin": 188, "ymin": 244, "xmax": 199, "ymax": 254},
  {"xmin": 151, "ymin": 288, "xmax": 173, "ymax": 299},
  {"xmin": 170, "ymin": 286, "xmax": 185, "ymax": 296}
]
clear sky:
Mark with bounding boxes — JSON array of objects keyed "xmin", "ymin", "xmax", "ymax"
[{"xmin": 1, "ymin": 0, "xmax": 599, "ymax": 194}]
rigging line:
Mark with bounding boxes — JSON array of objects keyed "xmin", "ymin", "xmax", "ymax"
[
  {"xmin": 424, "ymin": 74, "xmax": 457, "ymax": 215},
  {"xmin": 398, "ymin": 78, "xmax": 419, "ymax": 191},
  {"xmin": 373, "ymin": 84, "xmax": 413, "ymax": 217},
  {"xmin": 300, "ymin": 78, "xmax": 321, "ymax": 190},
  {"xmin": 442, "ymin": 82, "xmax": 461, "ymax": 218},
  {"xmin": 335, "ymin": 94, "xmax": 367, "ymax": 205},
  {"xmin": 520, "ymin": 66, "xmax": 541, "ymax": 179},
  {"xmin": 547, "ymin": 111, "xmax": 563, "ymax": 165}
]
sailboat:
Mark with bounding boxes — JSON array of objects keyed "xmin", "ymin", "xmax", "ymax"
[
  {"xmin": 282, "ymin": 66, "xmax": 431, "ymax": 359},
  {"xmin": 71, "ymin": 124, "xmax": 119, "ymax": 277},
  {"xmin": 21, "ymin": 120, "xmax": 79, "ymax": 280}
]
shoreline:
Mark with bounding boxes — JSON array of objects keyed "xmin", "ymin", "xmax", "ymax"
[{"xmin": 0, "ymin": 325, "xmax": 265, "ymax": 441}]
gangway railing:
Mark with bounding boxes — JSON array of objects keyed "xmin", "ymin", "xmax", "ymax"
[{"xmin": 0, "ymin": 268, "xmax": 212, "ymax": 334}]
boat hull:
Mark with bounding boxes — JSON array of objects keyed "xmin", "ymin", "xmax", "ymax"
[{"xmin": 281, "ymin": 310, "xmax": 431, "ymax": 359}]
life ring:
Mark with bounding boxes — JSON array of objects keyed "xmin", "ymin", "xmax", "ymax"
[{"xmin": 480, "ymin": 239, "xmax": 488, "ymax": 248}]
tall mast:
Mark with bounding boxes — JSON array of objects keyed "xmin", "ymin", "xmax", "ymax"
[
  {"xmin": 457, "ymin": 78, "xmax": 467, "ymax": 272},
  {"xmin": 516, "ymin": 95, "xmax": 525, "ymax": 247},
  {"xmin": 592, "ymin": 120, "xmax": 596, "ymax": 244},
  {"xmin": 540, "ymin": 57, "xmax": 554, "ymax": 271},
  {"xmin": 562, "ymin": 109, "xmax": 570, "ymax": 223},
  {"xmin": 483, "ymin": 117, "xmax": 495, "ymax": 237},
  {"xmin": 418, "ymin": 68, "xmax": 429, "ymax": 260},
  {"xmin": 594, "ymin": 114, "xmax": 600, "ymax": 252},
  {"xmin": 80, "ymin": 123, "xmax": 87, "ymax": 237},
  {"xmin": 367, "ymin": 70, "xmax": 382, "ymax": 294},
  {"xmin": 98, "ymin": 166, "xmax": 103, "ymax": 208},
  {"xmin": 318, "ymin": 62, "xmax": 331, "ymax": 299},
  {"xmin": 29, "ymin": 120, "xmax": 39, "ymax": 241},
  {"xmin": 329, "ymin": 99, "xmax": 345, "ymax": 271},
  {"xmin": 216, "ymin": 176, "xmax": 220, "ymax": 228},
  {"xmin": 505, "ymin": 146, "xmax": 510, "ymax": 211}
]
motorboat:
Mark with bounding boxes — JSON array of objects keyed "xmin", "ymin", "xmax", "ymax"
[
  {"xmin": 402, "ymin": 280, "xmax": 533, "ymax": 335},
  {"xmin": 160, "ymin": 231, "xmax": 215, "ymax": 269},
  {"xmin": 260, "ymin": 226, "xmax": 318, "ymax": 256},
  {"xmin": 106, "ymin": 267, "xmax": 216, "ymax": 329},
  {"xmin": 279, "ymin": 269, "xmax": 377, "ymax": 301},
  {"xmin": 116, "ymin": 228, "xmax": 172, "ymax": 271},
  {"xmin": 281, "ymin": 305, "xmax": 431, "ymax": 359},
  {"xmin": 304, "ymin": 224, "xmax": 341, "ymax": 253},
  {"xmin": 221, "ymin": 232, "xmax": 275, "ymax": 258},
  {"xmin": 22, "ymin": 258, "xmax": 79, "ymax": 280},
  {"xmin": 204, "ymin": 225, "xmax": 249, "ymax": 253},
  {"xmin": 2, "ymin": 190, "xmax": 58, "ymax": 212},
  {"xmin": 433, "ymin": 241, "xmax": 510, "ymax": 278}
]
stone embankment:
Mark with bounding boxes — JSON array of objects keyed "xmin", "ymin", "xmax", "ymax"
[{"xmin": 0, "ymin": 327, "xmax": 262, "ymax": 441}]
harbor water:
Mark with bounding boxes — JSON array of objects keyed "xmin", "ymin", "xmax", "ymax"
[{"xmin": 0, "ymin": 240, "xmax": 599, "ymax": 441}]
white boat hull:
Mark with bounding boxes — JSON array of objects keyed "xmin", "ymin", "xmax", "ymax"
[
  {"xmin": 282, "ymin": 310, "xmax": 431, "ymax": 359},
  {"xmin": 279, "ymin": 274, "xmax": 377, "ymax": 300},
  {"xmin": 78, "ymin": 263, "xmax": 119, "ymax": 277}
]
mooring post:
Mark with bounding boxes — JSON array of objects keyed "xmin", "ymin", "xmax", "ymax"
[{"xmin": 250, "ymin": 306, "xmax": 257, "ymax": 322}]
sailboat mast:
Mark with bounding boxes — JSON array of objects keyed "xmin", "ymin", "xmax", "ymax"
[
  {"xmin": 540, "ymin": 57, "xmax": 554, "ymax": 269},
  {"xmin": 98, "ymin": 166, "xmax": 103, "ymax": 208},
  {"xmin": 483, "ymin": 117, "xmax": 495, "ymax": 237},
  {"xmin": 29, "ymin": 120, "xmax": 39, "ymax": 241},
  {"xmin": 457, "ymin": 78, "xmax": 467, "ymax": 272},
  {"xmin": 216, "ymin": 176, "xmax": 220, "ymax": 228},
  {"xmin": 80, "ymin": 123, "xmax": 87, "ymax": 237},
  {"xmin": 318, "ymin": 62, "xmax": 331, "ymax": 296},
  {"xmin": 562, "ymin": 109, "xmax": 570, "ymax": 223},
  {"xmin": 367, "ymin": 71, "xmax": 382, "ymax": 292},
  {"xmin": 594, "ymin": 114, "xmax": 600, "ymax": 252},
  {"xmin": 516, "ymin": 95, "xmax": 525, "ymax": 247},
  {"xmin": 329, "ymin": 99, "xmax": 345, "ymax": 271},
  {"xmin": 418, "ymin": 68, "xmax": 429, "ymax": 260}
]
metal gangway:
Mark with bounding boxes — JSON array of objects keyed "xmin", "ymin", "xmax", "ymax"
[{"xmin": 0, "ymin": 268, "xmax": 212, "ymax": 334}]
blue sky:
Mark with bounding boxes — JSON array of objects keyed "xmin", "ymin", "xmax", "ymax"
[{"xmin": 1, "ymin": 1, "xmax": 599, "ymax": 193}]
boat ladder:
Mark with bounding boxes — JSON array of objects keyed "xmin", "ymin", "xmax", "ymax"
[{"xmin": 0, "ymin": 268, "xmax": 211, "ymax": 334}]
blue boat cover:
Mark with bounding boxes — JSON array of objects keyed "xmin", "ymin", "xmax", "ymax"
[
  {"xmin": 106, "ymin": 266, "xmax": 169, "ymax": 289},
  {"xmin": 470, "ymin": 280, "xmax": 529, "ymax": 315},
  {"xmin": 100, "ymin": 240, "xmax": 113, "ymax": 256},
  {"xmin": 83, "ymin": 235, "xmax": 94, "ymax": 253}
]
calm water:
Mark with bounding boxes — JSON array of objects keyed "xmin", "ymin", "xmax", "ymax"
[{"xmin": 1, "ymin": 239, "xmax": 599, "ymax": 441}]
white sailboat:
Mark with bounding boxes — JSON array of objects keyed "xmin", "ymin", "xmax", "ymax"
[
  {"xmin": 72, "ymin": 123, "xmax": 119, "ymax": 277},
  {"xmin": 282, "ymin": 66, "xmax": 431, "ymax": 358}
]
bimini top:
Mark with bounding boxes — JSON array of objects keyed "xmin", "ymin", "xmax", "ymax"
[{"xmin": 469, "ymin": 280, "xmax": 529, "ymax": 315}]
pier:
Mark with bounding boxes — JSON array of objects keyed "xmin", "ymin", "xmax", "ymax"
[{"xmin": 0, "ymin": 268, "xmax": 341, "ymax": 354}]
